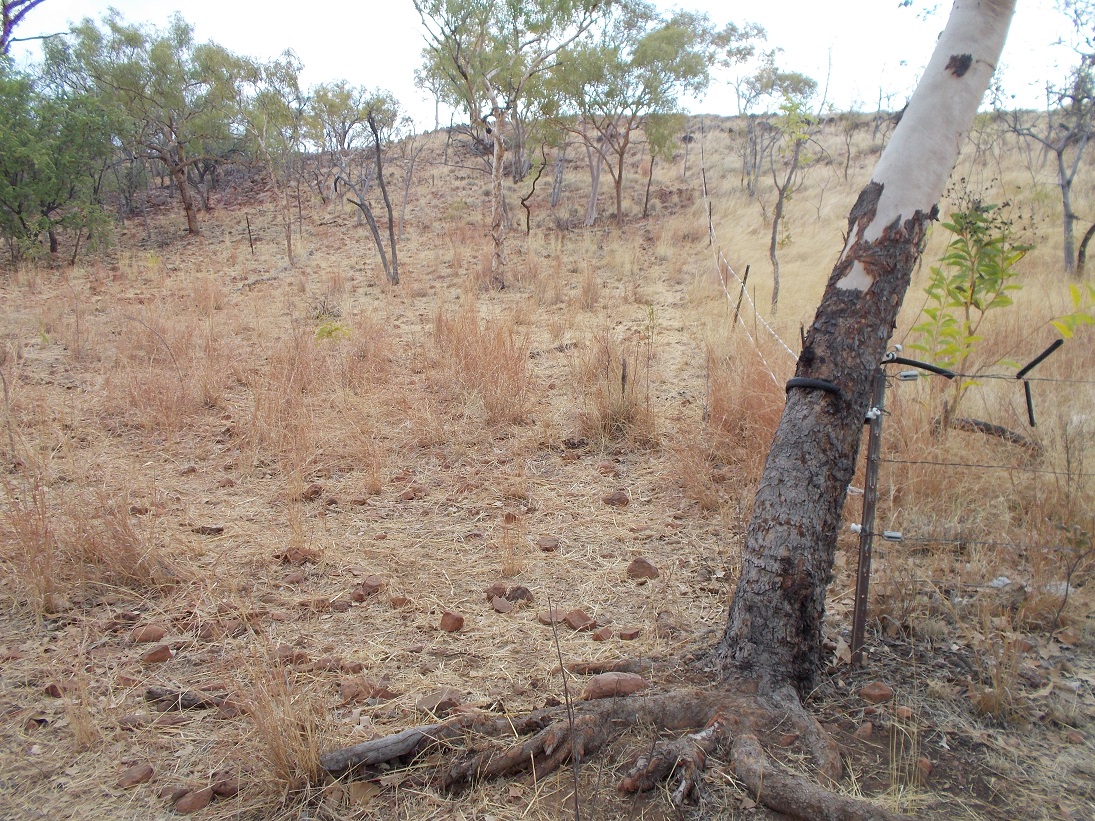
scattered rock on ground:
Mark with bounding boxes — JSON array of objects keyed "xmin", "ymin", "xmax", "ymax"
[
  {"xmin": 417, "ymin": 687, "xmax": 462, "ymax": 716},
  {"xmin": 618, "ymin": 627, "xmax": 641, "ymax": 641},
  {"xmin": 505, "ymin": 585, "xmax": 534, "ymax": 603},
  {"xmin": 439, "ymin": 611, "xmax": 464, "ymax": 632},
  {"xmin": 117, "ymin": 763, "xmax": 154, "ymax": 788},
  {"xmin": 602, "ymin": 490, "xmax": 630, "ymax": 507},
  {"xmin": 491, "ymin": 596, "xmax": 514, "ymax": 614},
  {"xmin": 581, "ymin": 672, "xmax": 648, "ymax": 700},
  {"xmin": 592, "ymin": 626, "xmax": 613, "ymax": 641},
  {"xmin": 854, "ymin": 721, "xmax": 874, "ymax": 740},
  {"xmin": 140, "ymin": 644, "xmax": 173, "ymax": 664},
  {"xmin": 537, "ymin": 608, "xmax": 564, "ymax": 625},
  {"xmin": 859, "ymin": 681, "xmax": 894, "ymax": 704},
  {"xmin": 174, "ymin": 786, "xmax": 214, "ymax": 814},
  {"xmin": 626, "ymin": 557, "xmax": 660, "ymax": 580},
  {"xmin": 536, "ymin": 536, "xmax": 559, "ymax": 552},
  {"xmin": 564, "ymin": 609, "xmax": 596, "ymax": 631}
]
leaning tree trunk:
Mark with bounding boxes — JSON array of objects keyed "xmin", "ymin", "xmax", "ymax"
[{"xmin": 714, "ymin": 0, "xmax": 1017, "ymax": 698}]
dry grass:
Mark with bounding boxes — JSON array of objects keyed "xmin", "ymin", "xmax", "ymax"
[{"xmin": 0, "ymin": 115, "xmax": 1091, "ymax": 820}]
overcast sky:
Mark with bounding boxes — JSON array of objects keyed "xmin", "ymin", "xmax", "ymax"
[{"xmin": 9, "ymin": 0, "xmax": 1081, "ymax": 126}]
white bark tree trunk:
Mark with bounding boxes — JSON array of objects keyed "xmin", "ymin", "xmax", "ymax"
[{"xmin": 715, "ymin": 0, "xmax": 1017, "ymax": 696}]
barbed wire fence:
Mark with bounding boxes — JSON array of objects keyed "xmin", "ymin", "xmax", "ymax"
[{"xmin": 696, "ymin": 117, "xmax": 1094, "ymax": 666}]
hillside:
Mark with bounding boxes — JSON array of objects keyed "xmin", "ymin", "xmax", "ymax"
[{"xmin": 0, "ymin": 115, "xmax": 1092, "ymax": 820}]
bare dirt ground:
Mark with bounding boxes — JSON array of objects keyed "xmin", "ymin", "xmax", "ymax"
[{"xmin": 1, "ymin": 122, "xmax": 1093, "ymax": 820}]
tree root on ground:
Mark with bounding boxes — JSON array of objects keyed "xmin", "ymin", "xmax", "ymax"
[{"xmin": 319, "ymin": 680, "xmax": 913, "ymax": 820}]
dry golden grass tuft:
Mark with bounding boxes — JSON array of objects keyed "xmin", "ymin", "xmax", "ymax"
[
  {"xmin": 572, "ymin": 328, "xmax": 656, "ymax": 447},
  {"xmin": 432, "ymin": 299, "xmax": 536, "ymax": 426},
  {"xmin": 2, "ymin": 474, "xmax": 184, "ymax": 616}
]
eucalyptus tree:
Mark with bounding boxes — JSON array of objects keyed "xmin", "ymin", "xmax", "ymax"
[
  {"xmin": 325, "ymin": 89, "xmax": 402, "ymax": 285},
  {"xmin": 1, "ymin": 0, "xmax": 46, "ymax": 55},
  {"xmin": 306, "ymin": 80, "xmax": 371, "ymax": 202},
  {"xmin": 412, "ymin": 0, "xmax": 604, "ymax": 288},
  {"xmin": 0, "ymin": 69, "xmax": 114, "ymax": 262},
  {"xmin": 557, "ymin": 2, "xmax": 716, "ymax": 226},
  {"xmin": 49, "ymin": 12, "xmax": 244, "ymax": 235},
  {"xmin": 1008, "ymin": 0, "xmax": 1094, "ymax": 276},
  {"xmin": 235, "ymin": 51, "xmax": 307, "ymax": 264}
]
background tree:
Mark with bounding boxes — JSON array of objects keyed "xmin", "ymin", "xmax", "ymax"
[
  {"xmin": 412, "ymin": 0, "xmax": 603, "ymax": 288},
  {"xmin": 0, "ymin": 69, "xmax": 113, "ymax": 263},
  {"xmin": 333, "ymin": 90, "xmax": 402, "ymax": 285},
  {"xmin": 1007, "ymin": 0, "xmax": 1094, "ymax": 276},
  {"xmin": 236, "ymin": 51, "xmax": 306, "ymax": 264},
  {"xmin": 766, "ymin": 91, "xmax": 819, "ymax": 309},
  {"xmin": 1, "ymin": 0, "xmax": 46, "ymax": 55},
  {"xmin": 557, "ymin": 2, "xmax": 716, "ymax": 226},
  {"xmin": 50, "ymin": 12, "xmax": 243, "ymax": 235},
  {"xmin": 306, "ymin": 80, "xmax": 370, "ymax": 204}
]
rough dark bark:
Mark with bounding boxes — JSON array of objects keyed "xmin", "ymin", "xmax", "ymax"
[{"xmin": 716, "ymin": 182, "xmax": 933, "ymax": 695}]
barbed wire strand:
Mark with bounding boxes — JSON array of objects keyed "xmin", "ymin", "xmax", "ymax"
[
  {"xmin": 698, "ymin": 119, "xmax": 799, "ymax": 380},
  {"xmin": 880, "ymin": 456, "xmax": 1095, "ymax": 478}
]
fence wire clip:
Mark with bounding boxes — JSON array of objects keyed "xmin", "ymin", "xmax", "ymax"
[
  {"xmin": 881, "ymin": 531, "xmax": 903, "ymax": 542},
  {"xmin": 897, "ymin": 370, "xmax": 920, "ymax": 382}
]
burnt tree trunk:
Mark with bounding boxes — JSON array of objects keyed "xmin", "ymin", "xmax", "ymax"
[{"xmin": 714, "ymin": 0, "xmax": 1016, "ymax": 698}]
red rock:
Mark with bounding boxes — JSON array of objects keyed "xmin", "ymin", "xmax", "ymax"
[
  {"xmin": 130, "ymin": 505, "xmax": 150, "ymax": 516},
  {"xmin": 330, "ymin": 600, "xmax": 350, "ymax": 613},
  {"xmin": 592, "ymin": 626, "xmax": 613, "ymax": 642},
  {"xmin": 300, "ymin": 483, "xmax": 323, "ymax": 502},
  {"xmin": 275, "ymin": 547, "xmax": 319, "ymax": 565},
  {"xmin": 141, "ymin": 644, "xmax": 173, "ymax": 664},
  {"xmin": 117, "ymin": 763, "xmax": 154, "ymax": 788},
  {"xmin": 626, "ymin": 557, "xmax": 660, "ymax": 580},
  {"xmin": 854, "ymin": 721, "xmax": 874, "ymax": 740},
  {"xmin": 210, "ymin": 773, "xmax": 240, "ymax": 797},
  {"xmin": 218, "ymin": 477, "xmax": 236, "ymax": 488},
  {"xmin": 505, "ymin": 586, "xmax": 534, "ymax": 603},
  {"xmin": 298, "ymin": 598, "xmax": 331, "ymax": 612},
  {"xmin": 283, "ymin": 570, "xmax": 305, "ymax": 585},
  {"xmin": 1066, "ymin": 731, "xmax": 1085, "ymax": 744},
  {"xmin": 776, "ymin": 733, "xmax": 800, "ymax": 747},
  {"xmin": 581, "ymin": 672, "xmax": 648, "ymax": 700},
  {"xmin": 859, "ymin": 682, "xmax": 894, "ymax": 704},
  {"xmin": 131, "ymin": 624, "xmax": 169, "ymax": 644},
  {"xmin": 484, "ymin": 582, "xmax": 508, "ymax": 601},
  {"xmin": 537, "ymin": 608, "xmax": 564, "ymax": 625},
  {"xmin": 596, "ymin": 461, "xmax": 618, "ymax": 476},
  {"xmin": 390, "ymin": 596, "xmax": 410, "ymax": 608},
  {"xmin": 399, "ymin": 485, "xmax": 425, "ymax": 501},
  {"xmin": 175, "ymin": 786, "xmax": 214, "ymax": 814},
  {"xmin": 602, "ymin": 490, "xmax": 630, "ymax": 507},
  {"xmin": 439, "ymin": 611, "xmax": 464, "ymax": 632},
  {"xmin": 618, "ymin": 627, "xmax": 641, "ymax": 641},
  {"xmin": 160, "ymin": 785, "xmax": 191, "ymax": 802},
  {"xmin": 360, "ymin": 576, "xmax": 384, "ymax": 596},
  {"xmin": 491, "ymin": 596, "xmax": 514, "ymax": 614},
  {"xmin": 536, "ymin": 536, "xmax": 559, "ymax": 552},
  {"xmin": 275, "ymin": 646, "xmax": 308, "ymax": 665},
  {"xmin": 417, "ymin": 687, "xmax": 462, "ymax": 716},
  {"xmin": 43, "ymin": 682, "xmax": 66, "ymax": 698},
  {"xmin": 894, "ymin": 705, "xmax": 915, "ymax": 721},
  {"xmin": 564, "ymin": 609, "xmax": 596, "ymax": 631},
  {"xmin": 341, "ymin": 661, "xmax": 364, "ymax": 674}
]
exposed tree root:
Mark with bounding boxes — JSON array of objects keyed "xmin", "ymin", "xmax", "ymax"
[{"xmin": 320, "ymin": 681, "xmax": 912, "ymax": 820}]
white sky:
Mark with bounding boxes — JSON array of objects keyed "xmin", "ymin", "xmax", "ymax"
[{"xmin": 9, "ymin": 0, "xmax": 1081, "ymax": 127}]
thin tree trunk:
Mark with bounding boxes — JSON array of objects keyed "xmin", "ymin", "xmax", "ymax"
[
  {"xmin": 1077, "ymin": 220, "xmax": 1095, "ymax": 277},
  {"xmin": 1058, "ymin": 149, "xmax": 1077, "ymax": 275},
  {"xmin": 550, "ymin": 143, "xmax": 567, "ymax": 209},
  {"xmin": 769, "ymin": 139, "xmax": 804, "ymax": 311},
  {"xmin": 489, "ymin": 110, "xmax": 507, "ymax": 289},
  {"xmin": 584, "ymin": 140, "xmax": 605, "ymax": 227},
  {"xmin": 368, "ymin": 112, "xmax": 399, "ymax": 285},
  {"xmin": 714, "ymin": 0, "xmax": 1016, "ymax": 697}
]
